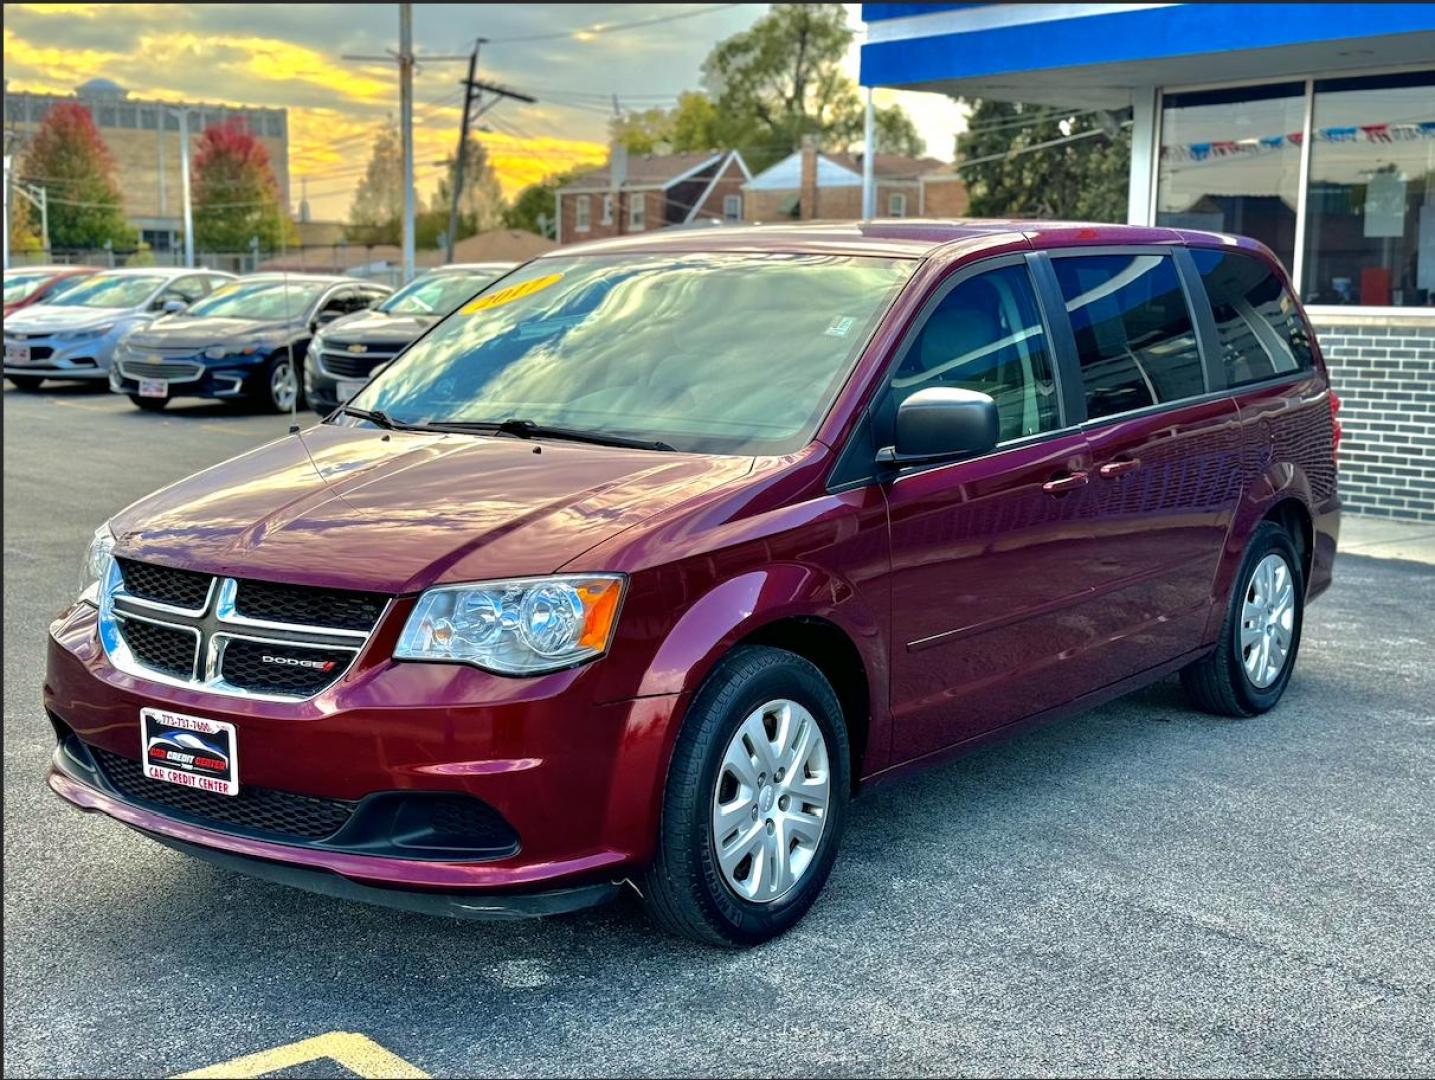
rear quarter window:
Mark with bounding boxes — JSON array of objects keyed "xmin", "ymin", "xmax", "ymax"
[
  {"xmin": 1190, "ymin": 249, "xmax": 1313, "ymax": 387},
  {"xmin": 1052, "ymin": 253, "xmax": 1205, "ymax": 421}
]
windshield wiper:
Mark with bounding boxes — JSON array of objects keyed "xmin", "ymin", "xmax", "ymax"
[
  {"xmin": 419, "ymin": 417, "xmax": 676, "ymax": 452},
  {"xmin": 336, "ymin": 405, "xmax": 407, "ymax": 430}
]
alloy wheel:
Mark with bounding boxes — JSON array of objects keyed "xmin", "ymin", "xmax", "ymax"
[
  {"xmin": 270, "ymin": 360, "xmax": 298, "ymax": 411},
  {"xmin": 1238, "ymin": 552, "xmax": 1296, "ymax": 688},
  {"xmin": 710, "ymin": 698, "xmax": 831, "ymax": 904}
]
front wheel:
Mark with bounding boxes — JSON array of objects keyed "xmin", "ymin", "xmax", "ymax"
[
  {"xmin": 641, "ymin": 645, "xmax": 850, "ymax": 947},
  {"xmin": 1181, "ymin": 521, "xmax": 1304, "ymax": 717},
  {"xmin": 257, "ymin": 354, "xmax": 302, "ymax": 413},
  {"xmin": 7, "ymin": 375, "xmax": 44, "ymax": 391}
]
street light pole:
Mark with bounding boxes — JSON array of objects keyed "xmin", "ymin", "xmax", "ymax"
[
  {"xmin": 399, "ymin": 2, "xmax": 415, "ymax": 284},
  {"xmin": 170, "ymin": 107, "xmax": 195, "ymax": 268}
]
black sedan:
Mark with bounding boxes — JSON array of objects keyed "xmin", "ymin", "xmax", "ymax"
[
  {"xmin": 111, "ymin": 275, "xmax": 391, "ymax": 412},
  {"xmin": 304, "ymin": 263, "xmax": 514, "ymax": 415}
]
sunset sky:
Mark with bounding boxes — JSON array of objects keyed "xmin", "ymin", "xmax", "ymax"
[{"xmin": 2, "ymin": 3, "xmax": 963, "ymax": 221}]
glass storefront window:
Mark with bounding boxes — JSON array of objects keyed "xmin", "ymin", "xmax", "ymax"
[
  {"xmin": 1157, "ymin": 83, "xmax": 1306, "ymax": 274},
  {"xmin": 1302, "ymin": 71, "xmax": 1434, "ymax": 308}
]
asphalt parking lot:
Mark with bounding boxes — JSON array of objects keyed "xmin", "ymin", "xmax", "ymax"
[{"xmin": 4, "ymin": 382, "xmax": 1433, "ymax": 1078}]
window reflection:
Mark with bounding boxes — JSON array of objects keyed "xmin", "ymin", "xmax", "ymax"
[{"xmin": 1303, "ymin": 71, "xmax": 1434, "ymax": 308}]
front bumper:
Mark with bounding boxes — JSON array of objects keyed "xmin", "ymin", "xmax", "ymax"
[
  {"xmin": 109, "ymin": 350, "xmax": 264, "ymax": 400},
  {"xmin": 45, "ymin": 601, "xmax": 683, "ymax": 903},
  {"xmin": 3, "ymin": 329, "xmax": 123, "ymax": 380}
]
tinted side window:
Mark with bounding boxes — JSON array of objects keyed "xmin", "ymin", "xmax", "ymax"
[
  {"xmin": 876, "ymin": 264, "xmax": 1060, "ymax": 446},
  {"xmin": 1190, "ymin": 249, "xmax": 1312, "ymax": 387},
  {"xmin": 1053, "ymin": 254, "xmax": 1204, "ymax": 421}
]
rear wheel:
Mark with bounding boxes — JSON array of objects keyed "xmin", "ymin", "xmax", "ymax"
[
  {"xmin": 641, "ymin": 645, "xmax": 850, "ymax": 947},
  {"xmin": 7, "ymin": 375, "xmax": 44, "ymax": 391},
  {"xmin": 127, "ymin": 393, "xmax": 168, "ymax": 411},
  {"xmin": 1181, "ymin": 521, "xmax": 1304, "ymax": 717}
]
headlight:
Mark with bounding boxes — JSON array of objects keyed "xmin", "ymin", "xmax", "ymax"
[
  {"xmin": 79, "ymin": 524, "xmax": 116, "ymax": 605},
  {"xmin": 308, "ymin": 335, "xmax": 325, "ymax": 359},
  {"xmin": 204, "ymin": 343, "xmax": 262, "ymax": 360},
  {"xmin": 60, "ymin": 325, "xmax": 113, "ymax": 342},
  {"xmin": 395, "ymin": 575, "xmax": 625, "ymax": 675}
]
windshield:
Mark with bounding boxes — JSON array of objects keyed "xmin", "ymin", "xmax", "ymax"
[
  {"xmin": 185, "ymin": 280, "xmax": 328, "ymax": 320},
  {"xmin": 48, "ymin": 274, "xmax": 166, "ymax": 309},
  {"xmin": 350, "ymin": 252, "xmax": 915, "ymax": 455},
  {"xmin": 380, "ymin": 271, "xmax": 506, "ymax": 316},
  {"xmin": 4, "ymin": 271, "xmax": 62, "ymax": 304}
]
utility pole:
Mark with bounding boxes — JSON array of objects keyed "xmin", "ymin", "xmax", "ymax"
[
  {"xmin": 12, "ymin": 181, "xmax": 50, "ymax": 255},
  {"xmin": 399, "ymin": 2, "xmax": 415, "ymax": 283},
  {"xmin": 3, "ymin": 155, "xmax": 11, "ymax": 271},
  {"xmin": 445, "ymin": 46, "xmax": 535, "ymax": 264},
  {"xmin": 167, "ymin": 107, "xmax": 195, "ymax": 267}
]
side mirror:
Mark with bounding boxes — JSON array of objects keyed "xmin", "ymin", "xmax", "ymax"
[
  {"xmin": 877, "ymin": 387, "xmax": 999, "ymax": 468},
  {"xmin": 161, "ymin": 299, "xmax": 187, "ymax": 314}
]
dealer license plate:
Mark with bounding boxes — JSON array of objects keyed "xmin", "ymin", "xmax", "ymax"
[
  {"xmin": 336, "ymin": 378, "xmax": 368, "ymax": 400},
  {"xmin": 141, "ymin": 707, "xmax": 239, "ymax": 796},
  {"xmin": 5, "ymin": 342, "xmax": 32, "ymax": 365},
  {"xmin": 138, "ymin": 378, "xmax": 168, "ymax": 398}
]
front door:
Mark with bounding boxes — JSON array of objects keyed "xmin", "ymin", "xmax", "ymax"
[{"xmin": 878, "ymin": 260, "xmax": 1105, "ymax": 761}]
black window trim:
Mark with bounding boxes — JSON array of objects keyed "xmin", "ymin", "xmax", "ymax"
[{"xmin": 826, "ymin": 251, "xmax": 1079, "ymax": 491}]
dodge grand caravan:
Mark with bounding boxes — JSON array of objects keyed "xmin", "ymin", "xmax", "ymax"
[{"xmin": 46, "ymin": 221, "xmax": 1340, "ymax": 946}]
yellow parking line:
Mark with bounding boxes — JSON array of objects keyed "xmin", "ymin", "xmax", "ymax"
[{"xmin": 173, "ymin": 1031, "xmax": 428, "ymax": 1078}]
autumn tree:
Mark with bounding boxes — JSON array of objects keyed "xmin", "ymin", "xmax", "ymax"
[
  {"xmin": 346, "ymin": 119, "xmax": 403, "ymax": 245},
  {"xmin": 19, "ymin": 102, "xmax": 134, "ymax": 249},
  {"xmin": 502, "ymin": 166, "xmax": 589, "ymax": 239},
  {"xmin": 954, "ymin": 100, "xmax": 1130, "ymax": 221},
  {"xmin": 191, "ymin": 118, "xmax": 289, "ymax": 252}
]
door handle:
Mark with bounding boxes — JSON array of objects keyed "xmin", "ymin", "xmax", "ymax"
[
  {"xmin": 1098, "ymin": 458, "xmax": 1141, "ymax": 479},
  {"xmin": 1042, "ymin": 471, "xmax": 1090, "ymax": 495}
]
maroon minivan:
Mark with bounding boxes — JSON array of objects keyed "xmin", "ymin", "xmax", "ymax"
[{"xmin": 47, "ymin": 221, "xmax": 1340, "ymax": 945}]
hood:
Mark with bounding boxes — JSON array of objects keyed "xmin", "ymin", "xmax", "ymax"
[
  {"xmin": 110, "ymin": 423, "xmax": 755, "ymax": 594},
  {"xmin": 321, "ymin": 308, "xmax": 438, "ymax": 346},
  {"xmin": 126, "ymin": 315, "xmax": 294, "ymax": 350},
  {"xmin": 4, "ymin": 305, "xmax": 131, "ymax": 333}
]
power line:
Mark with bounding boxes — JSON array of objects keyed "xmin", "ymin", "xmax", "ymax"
[{"xmin": 488, "ymin": 3, "xmax": 742, "ymax": 44}]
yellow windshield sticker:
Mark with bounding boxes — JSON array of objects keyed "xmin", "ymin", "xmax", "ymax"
[{"xmin": 461, "ymin": 272, "xmax": 563, "ymax": 314}]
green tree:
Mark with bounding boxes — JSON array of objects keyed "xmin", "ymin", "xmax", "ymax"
[
  {"xmin": 612, "ymin": 5, "xmax": 924, "ymax": 170},
  {"xmin": 346, "ymin": 119, "xmax": 403, "ymax": 245},
  {"xmin": 955, "ymin": 100, "xmax": 1130, "ymax": 221},
  {"xmin": 19, "ymin": 102, "xmax": 134, "ymax": 250},
  {"xmin": 418, "ymin": 135, "xmax": 505, "ymax": 248},
  {"xmin": 501, "ymin": 166, "xmax": 587, "ymax": 239},
  {"xmin": 191, "ymin": 118, "xmax": 289, "ymax": 253}
]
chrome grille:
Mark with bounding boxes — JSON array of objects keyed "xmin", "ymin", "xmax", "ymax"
[
  {"xmin": 98, "ymin": 561, "xmax": 387, "ymax": 701},
  {"xmin": 318, "ymin": 345, "xmax": 401, "ymax": 379},
  {"xmin": 118, "ymin": 356, "xmax": 204, "ymax": 382}
]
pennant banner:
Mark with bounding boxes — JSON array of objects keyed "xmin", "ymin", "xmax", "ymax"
[{"xmin": 1162, "ymin": 121, "xmax": 1435, "ymax": 161}]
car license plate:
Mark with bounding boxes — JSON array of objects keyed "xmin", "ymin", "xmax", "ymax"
[
  {"xmin": 336, "ymin": 378, "xmax": 368, "ymax": 400},
  {"xmin": 5, "ymin": 342, "xmax": 32, "ymax": 365},
  {"xmin": 138, "ymin": 378, "xmax": 168, "ymax": 398},
  {"xmin": 141, "ymin": 707, "xmax": 239, "ymax": 796}
]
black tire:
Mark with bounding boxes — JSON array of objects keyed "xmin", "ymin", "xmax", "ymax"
[
  {"xmin": 254, "ymin": 354, "xmax": 303, "ymax": 413},
  {"xmin": 7, "ymin": 375, "xmax": 44, "ymax": 391},
  {"xmin": 641, "ymin": 645, "xmax": 851, "ymax": 947},
  {"xmin": 127, "ymin": 394, "xmax": 168, "ymax": 411},
  {"xmin": 1181, "ymin": 521, "xmax": 1304, "ymax": 717}
]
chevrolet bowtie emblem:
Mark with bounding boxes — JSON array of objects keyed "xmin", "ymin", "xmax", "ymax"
[{"xmin": 347, "ymin": 343, "xmax": 366, "ymax": 353}]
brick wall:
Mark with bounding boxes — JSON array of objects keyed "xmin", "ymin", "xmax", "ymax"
[
  {"xmin": 743, "ymin": 182, "xmax": 919, "ymax": 223},
  {"xmin": 1313, "ymin": 315, "xmax": 1435, "ymax": 522}
]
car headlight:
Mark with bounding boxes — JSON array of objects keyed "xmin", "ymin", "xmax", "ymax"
[
  {"xmin": 395, "ymin": 575, "xmax": 625, "ymax": 675},
  {"xmin": 60, "ymin": 325, "xmax": 113, "ymax": 342},
  {"xmin": 79, "ymin": 523, "xmax": 116, "ymax": 605},
  {"xmin": 204, "ymin": 343, "xmax": 263, "ymax": 360},
  {"xmin": 308, "ymin": 334, "xmax": 325, "ymax": 359}
]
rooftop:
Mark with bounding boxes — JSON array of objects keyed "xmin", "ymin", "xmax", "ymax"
[{"xmin": 560, "ymin": 152, "xmax": 726, "ymax": 191}]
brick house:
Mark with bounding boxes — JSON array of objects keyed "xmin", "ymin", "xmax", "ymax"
[
  {"xmin": 556, "ymin": 148, "xmax": 751, "ymax": 244},
  {"xmin": 742, "ymin": 140, "xmax": 963, "ymax": 222}
]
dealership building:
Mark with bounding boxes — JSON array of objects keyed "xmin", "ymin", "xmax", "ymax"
[{"xmin": 860, "ymin": 3, "xmax": 1435, "ymax": 521}]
